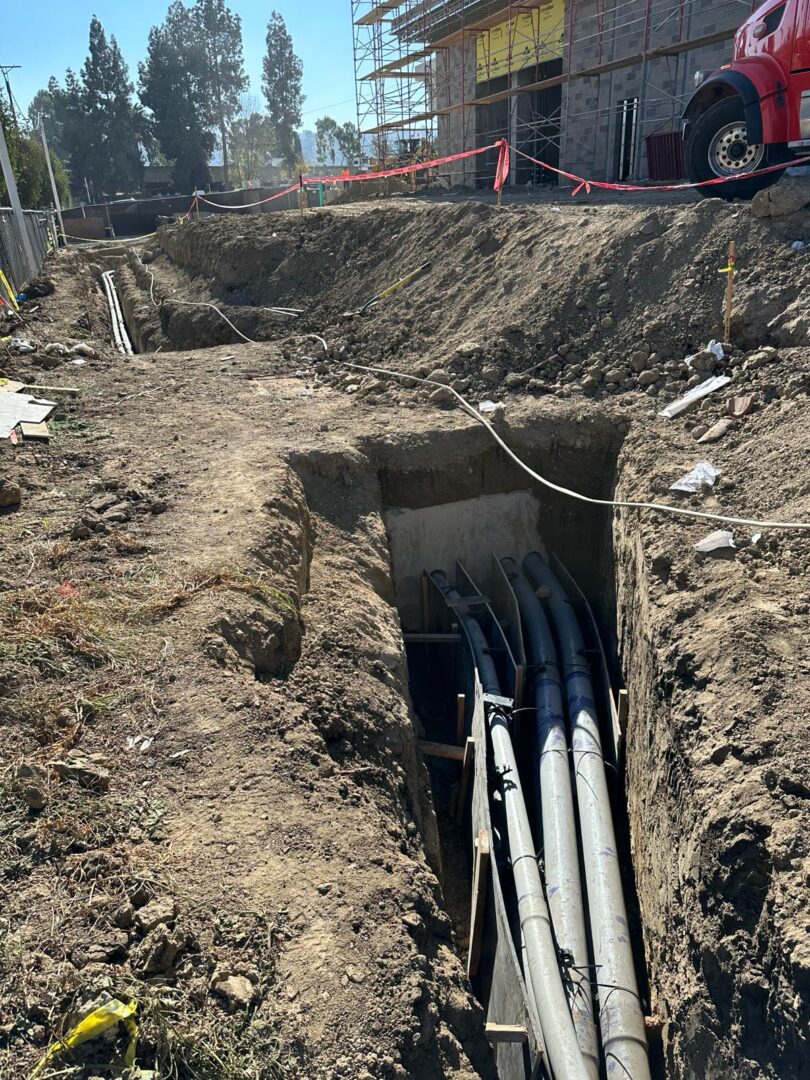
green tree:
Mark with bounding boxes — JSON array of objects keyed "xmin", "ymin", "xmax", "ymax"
[
  {"xmin": 336, "ymin": 122, "xmax": 364, "ymax": 168},
  {"xmin": 315, "ymin": 117, "xmax": 339, "ymax": 166},
  {"xmin": 31, "ymin": 18, "xmax": 146, "ymax": 198},
  {"xmin": 191, "ymin": 0, "xmax": 247, "ymax": 189},
  {"xmin": 314, "ymin": 118, "xmax": 363, "ymax": 169},
  {"xmin": 262, "ymin": 11, "xmax": 303, "ymax": 174},
  {"xmin": 79, "ymin": 17, "xmax": 146, "ymax": 194},
  {"xmin": 0, "ymin": 104, "xmax": 70, "ymax": 209},
  {"xmin": 139, "ymin": 1, "xmax": 214, "ymax": 192},
  {"xmin": 28, "ymin": 82, "xmax": 67, "ymax": 162},
  {"xmin": 229, "ymin": 101, "xmax": 275, "ymax": 187}
]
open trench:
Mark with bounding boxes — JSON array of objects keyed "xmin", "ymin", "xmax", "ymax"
[
  {"xmin": 284, "ymin": 415, "xmax": 678, "ymax": 1080},
  {"xmin": 76, "ymin": 209, "xmax": 808, "ymax": 1079}
]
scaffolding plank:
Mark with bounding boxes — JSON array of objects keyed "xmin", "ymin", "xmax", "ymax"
[
  {"xmin": 361, "ymin": 46, "xmax": 437, "ymax": 80},
  {"xmin": 425, "ymin": 0, "xmax": 548, "ymax": 50},
  {"xmin": 354, "ymin": 1, "xmax": 405, "ymax": 26},
  {"xmin": 361, "ymin": 109, "xmax": 438, "ymax": 135},
  {"xmin": 364, "ymin": 70, "xmax": 430, "ymax": 80}
]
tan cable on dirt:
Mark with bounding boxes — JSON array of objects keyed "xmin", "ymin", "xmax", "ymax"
[
  {"xmin": 308, "ymin": 339, "xmax": 810, "ymax": 532},
  {"xmin": 63, "ymin": 232, "xmax": 155, "ymax": 244}
]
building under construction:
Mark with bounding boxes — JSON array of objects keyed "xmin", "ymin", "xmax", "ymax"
[{"xmin": 352, "ymin": 0, "xmax": 749, "ymax": 187}]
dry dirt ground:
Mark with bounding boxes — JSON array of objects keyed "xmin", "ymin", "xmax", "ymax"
[{"xmin": 0, "ymin": 191, "xmax": 808, "ymax": 1080}]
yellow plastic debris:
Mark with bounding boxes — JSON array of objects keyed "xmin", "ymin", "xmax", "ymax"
[{"xmin": 30, "ymin": 997, "xmax": 138, "ymax": 1078}]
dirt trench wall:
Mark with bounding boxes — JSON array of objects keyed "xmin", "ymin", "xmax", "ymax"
[{"xmin": 614, "ymin": 483, "xmax": 808, "ymax": 1078}]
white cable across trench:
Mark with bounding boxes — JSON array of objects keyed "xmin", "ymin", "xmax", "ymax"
[
  {"xmin": 129, "ymin": 258, "xmax": 807, "ymax": 532},
  {"xmin": 136, "ymin": 255, "xmax": 299, "ymax": 344},
  {"xmin": 308, "ymin": 341, "xmax": 810, "ymax": 533}
]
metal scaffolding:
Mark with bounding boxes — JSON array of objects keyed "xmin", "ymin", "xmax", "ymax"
[
  {"xmin": 352, "ymin": 1, "xmax": 440, "ymax": 164},
  {"xmin": 352, "ymin": 0, "xmax": 750, "ymax": 186}
]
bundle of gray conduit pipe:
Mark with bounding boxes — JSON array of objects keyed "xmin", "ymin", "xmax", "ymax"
[
  {"xmin": 522, "ymin": 553, "xmax": 650, "ymax": 1080},
  {"xmin": 430, "ymin": 570, "xmax": 592, "ymax": 1080},
  {"xmin": 500, "ymin": 558, "xmax": 599, "ymax": 1080}
]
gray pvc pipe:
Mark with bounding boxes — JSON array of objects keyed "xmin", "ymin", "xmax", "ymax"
[
  {"xmin": 523, "ymin": 553, "xmax": 651, "ymax": 1080},
  {"xmin": 101, "ymin": 271, "xmax": 124, "ymax": 354},
  {"xmin": 106, "ymin": 270, "xmax": 133, "ymax": 355},
  {"xmin": 430, "ymin": 571, "xmax": 591, "ymax": 1080},
  {"xmin": 501, "ymin": 558, "xmax": 599, "ymax": 1080}
]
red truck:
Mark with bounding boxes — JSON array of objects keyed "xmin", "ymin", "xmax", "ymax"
[{"xmin": 684, "ymin": 0, "xmax": 810, "ymax": 197}]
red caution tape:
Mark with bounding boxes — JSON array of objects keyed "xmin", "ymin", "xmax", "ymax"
[
  {"xmin": 184, "ymin": 142, "xmax": 506, "ymax": 215},
  {"xmin": 302, "ymin": 142, "xmax": 502, "ymax": 186},
  {"xmin": 494, "ymin": 139, "xmax": 510, "ymax": 192},
  {"xmin": 196, "ymin": 184, "xmax": 300, "ymax": 210},
  {"xmin": 513, "ymin": 145, "xmax": 810, "ymax": 194}
]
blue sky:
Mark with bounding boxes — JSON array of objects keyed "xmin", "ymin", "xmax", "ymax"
[{"xmin": 3, "ymin": 1, "xmax": 357, "ymax": 128}]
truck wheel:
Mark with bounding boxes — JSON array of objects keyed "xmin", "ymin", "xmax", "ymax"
[{"xmin": 686, "ymin": 96, "xmax": 787, "ymax": 200}]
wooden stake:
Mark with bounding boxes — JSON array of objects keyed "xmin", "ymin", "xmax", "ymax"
[
  {"xmin": 455, "ymin": 736, "xmax": 475, "ymax": 825},
  {"xmin": 456, "ymin": 693, "xmax": 466, "ymax": 745},
  {"xmin": 421, "ymin": 572, "xmax": 430, "ymax": 635},
  {"xmin": 723, "ymin": 239, "xmax": 736, "ymax": 343},
  {"xmin": 467, "ymin": 829, "xmax": 491, "ymax": 977}
]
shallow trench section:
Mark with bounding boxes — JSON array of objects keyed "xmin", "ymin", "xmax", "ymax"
[{"xmin": 369, "ymin": 422, "xmax": 662, "ymax": 1078}]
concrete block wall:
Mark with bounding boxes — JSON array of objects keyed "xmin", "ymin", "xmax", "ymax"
[
  {"xmin": 425, "ymin": 0, "xmax": 747, "ymax": 185},
  {"xmin": 560, "ymin": 0, "xmax": 743, "ymax": 181},
  {"xmin": 434, "ymin": 37, "xmax": 479, "ymax": 185}
]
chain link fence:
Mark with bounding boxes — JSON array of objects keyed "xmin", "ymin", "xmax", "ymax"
[{"xmin": 0, "ymin": 208, "xmax": 55, "ymax": 296}]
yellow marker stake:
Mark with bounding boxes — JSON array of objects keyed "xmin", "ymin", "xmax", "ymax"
[{"xmin": 719, "ymin": 239, "xmax": 736, "ymax": 343}]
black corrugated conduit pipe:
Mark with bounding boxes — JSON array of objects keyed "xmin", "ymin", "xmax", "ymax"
[
  {"xmin": 522, "ymin": 553, "xmax": 651, "ymax": 1080},
  {"xmin": 500, "ymin": 558, "xmax": 599, "ymax": 1080},
  {"xmin": 429, "ymin": 570, "xmax": 591, "ymax": 1080}
]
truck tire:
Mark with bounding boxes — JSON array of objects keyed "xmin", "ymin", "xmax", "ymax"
[{"xmin": 686, "ymin": 96, "xmax": 787, "ymax": 200}]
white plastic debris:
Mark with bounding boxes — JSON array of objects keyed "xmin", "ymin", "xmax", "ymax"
[
  {"xmin": 69, "ymin": 343, "xmax": 98, "ymax": 359},
  {"xmin": 684, "ymin": 340, "xmax": 725, "ymax": 371},
  {"xmin": 659, "ymin": 374, "xmax": 732, "ymax": 419},
  {"xmin": 126, "ymin": 735, "xmax": 154, "ymax": 753},
  {"xmin": 751, "ymin": 532, "xmax": 762, "ymax": 545},
  {"xmin": 670, "ymin": 461, "xmax": 721, "ymax": 493},
  {"xmin": 479, "ymin": 399, "xmax": 501, "ymax": 414},
  {"xmin": 44, "ymin": 342, "xmax": 70, "ymax": 356},
  {"xmin": 9, "ymin": 338, "xmax": 35, "ymax": 354},
  {"xmin": 694, "ymin": 530, "xmax": 736, "ymax": 553}
]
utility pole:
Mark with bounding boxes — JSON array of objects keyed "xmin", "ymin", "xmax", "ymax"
[
  {"xmin": 37, "ymin": 115, "xmax": 65, "ymax": 243},
  {"xmin": 0, "ymin": 65, "xmax": 21, "ymax": 124},
  {"xmin": 0, "ymin": 114, "xmax": 37, "ymax": 281}
]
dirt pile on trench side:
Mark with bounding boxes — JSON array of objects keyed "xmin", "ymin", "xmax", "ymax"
[{"xmin": 148, "ymin": 200, "xmax": 810, "ymax": 401}]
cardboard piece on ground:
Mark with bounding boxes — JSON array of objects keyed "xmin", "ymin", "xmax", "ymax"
[
  {"xmin": 0, "ymin": 394, "xmax": 57, "ymax": 440},
  {"xmin": 0, "ymin": 378, "xmax": 25, "ymax": 394},
  {"xmin": 20, "ymin": 421, "xmax": 50, "ymax": 441}
]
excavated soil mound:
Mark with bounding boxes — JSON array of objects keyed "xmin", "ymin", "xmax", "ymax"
[{"xmin": 146, "ymin": 200, "xmax": 810, "ymax": 406}]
